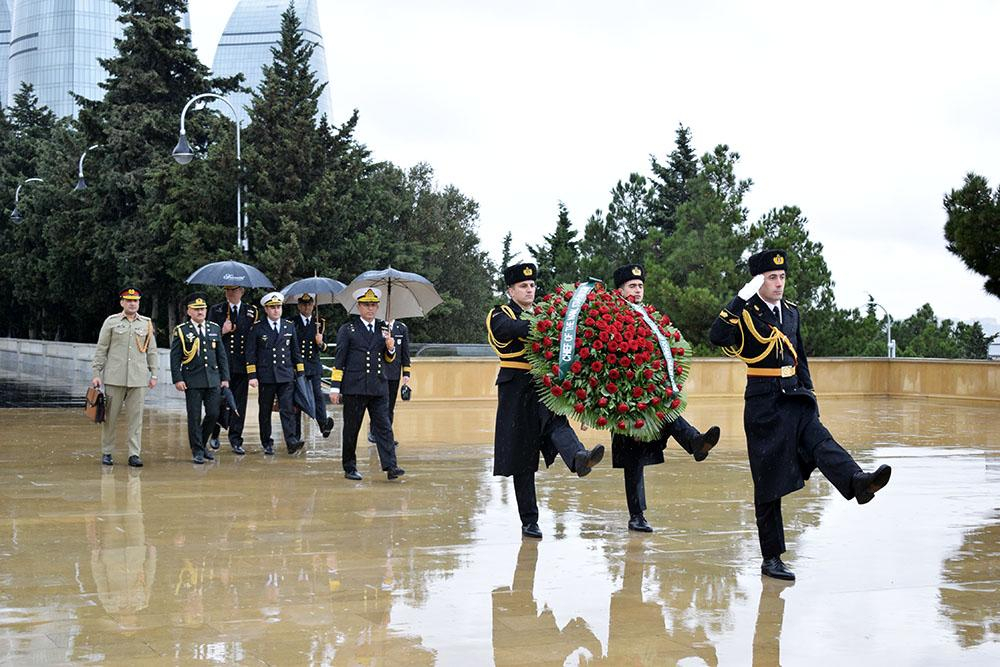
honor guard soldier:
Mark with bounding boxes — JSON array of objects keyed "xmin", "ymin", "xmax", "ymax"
[
  {"xmin": 611, "ymin": 264, "xmax": 721, "ymax": 533},
  {"xmin": 488, "ymin": 263, "xmax": 605, "ymax": 540},
  {"xmin": 328, "ymin": 287, "xmax": 404, "ymax": 481},
  {"xmin": 208, "ymin": 286, "xmax": 259, "ymax": 455},
  {"xmin": 709, "ymin": 249, "xmax": 892, "ymax": 581},
  {"xmin": 247, "ymin": 292, "xmax": 306, "ymax": 456},
  {"xmin": 291, "ymin": 293, "xmax": 335, "ymax": 440},
  {"xmin": 170, "ymin": 293, "xmax": 230, "ymax": 464},
  {"xmin": 91, "ymin": 287, "xmax": 158, "ymax": 467}
]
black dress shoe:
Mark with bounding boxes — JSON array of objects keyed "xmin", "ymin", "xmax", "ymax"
[
  {"xmin": 321, "ymin": 417, "xmax": 334, "ymax": 438},
  {"xmin": 203, "ymin": 450, "xmax": 215, "ymax": 461},
  {"xmin": 761, "ymin": 556, "xmax": 795, "ymax": 580},
  {"xmin": 693, "ymin": 426, "xmax": 721, "ymax": 462},
  {"xmin": 628, "ymin": 513, "xmax": 653, "ymax": 532},
  {"xmin": 344, "ymin": 470, "xmax": 363, "ymax": 480},
  {"xmin": 287, "ymin": 440, "xmax": 305, "ymax": 455},
  {"xmin": 231, "ymin": 443, "xmax": 246, "ymax": 455},
  {"xmin": 387, "ymin": 467, "xmax": 405, "ymax": 480},
  {"xmin": 522, "ymin": 522, "xmax": 543, "ymax": 539},
  {"xmin": 367, "ymin": 431, "xmax": 377, "ymax": 443},
  {"xmin": 209, "ymin": 437, "xmax": 220, "ymax": 450},
  {"xmin": 192, "ymin": 452, "xmax": 205, "ymax": 464},
  {"xmin": 263, "ymin": 441, "xmax": 275, "ymax": 456},
  {"xmin": 102, "ymin": 454, "xmax": 113, "ymax": 466},
  {"xmin": 127, "ymin": 455, "xmax": 143, "ymax": 468},
  {"xmin": 574, "ymin": 444, "xmax": 606, "ymax": 477},
  {"xmin": 853, "ymin": 464, "xmax": 892, "ymax": 504}
]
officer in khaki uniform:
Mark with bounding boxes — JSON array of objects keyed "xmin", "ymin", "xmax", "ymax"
[
  {"xmin": 709, "ymin": 248, "xmax": 892, "ymax": 581},
  {"xmin": 170, "ymin": 293, "xmax": 230, "ymax": 464},
  {"xmin": 91, "ymin": 287, "xmax": 159, "ymax": 467}
]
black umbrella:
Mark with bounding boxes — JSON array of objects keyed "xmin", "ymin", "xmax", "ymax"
[
  {"xmin": 335, "ymin": 266, "xmax": 442, "ymax": 321},
  {"xmin": 216, "ymin": 386, "xmax": 240, "ymax": 429},
  {"xmin": 185, "ymin": 260, "xmax": 274, "ymax": 289},
  {"xmin": 293, "ymin": 376, "xmax": 317, "ymax": 419},
  {"xmin": 280, "ymin": 276, "xmax": 347, "ymax": 305}
]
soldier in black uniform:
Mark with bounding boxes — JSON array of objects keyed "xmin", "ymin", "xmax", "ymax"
[
  {"xmin": 488, "ymin": 262, "xmax": 605, "ymax": 540},
  {"xmin": 709, "ymin": 249, "xmax": 892, "ymax": 580},
  {"xmin": 329, "ymin": 287, "xmax": 403, "ymax": 481},
  {"xmin": 368, "ymin": 318, "xmax": 411, "ymax": 446},
  {"xmin": 610, "ymin": 264, "xmax": 721, "ymax": 533},
  {"xmin": 170, "ymin": 293, "xmax": 230, "ymax": 464},
  {"xmin": 247, "ymin": 291, "xmax": 305, "ymax": 456},
  {"xmin": 291, "ymin": 294, "xmax": 335, "ymax": 441},
  {"xmin": 208, "ymin": 285, "xmax": 258, "ymax": 455}
]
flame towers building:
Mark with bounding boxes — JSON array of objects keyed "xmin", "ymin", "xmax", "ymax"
[
  {"xmin": 212, "ymin": 0, "xmax": 332, "ymax": 126},
  {"xmin": 4, "ymin": 0, "xmax": 190, "ymax": 118}
]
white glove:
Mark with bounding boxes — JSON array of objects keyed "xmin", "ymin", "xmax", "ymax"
[{"xmin": 738, "ymin": 274, "xmax": 765, "ymax": 300}]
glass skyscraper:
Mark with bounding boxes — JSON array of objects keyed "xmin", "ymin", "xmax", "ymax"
[
  {"xmin": 5, "ymin": 1, "xmax": 191, "ymax": 118},
  {"xmin": 0, "ymin": 1, "xmax": 11, "ymax": 108},
  {"xmin": 212, "ymin": 0, "xmax": 333, "ymax": 126}
]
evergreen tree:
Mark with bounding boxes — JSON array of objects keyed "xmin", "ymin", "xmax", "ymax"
[
  {"xmin": 496, "ymin": 232, "xmax": 516, "ymax": 294},
  {"xmin": 527, "ymin": 202, "xmax": 580, "ymax": 290},
  {"xmin": 943, "ymin": 173, "xmax": 1000, "ymax": 298},
  {"xmin": 748, "ymin": 206, "xmax": 835, "ymax": 311},
  {"xmin": 646, "ymin": 124, "xmax": 698, "ymax": 235}
]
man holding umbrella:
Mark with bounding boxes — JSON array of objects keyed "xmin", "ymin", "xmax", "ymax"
[
  {"xmin": 247, "ymin": 292, "xmax": 305, "ymax": 456},
  {"xmin": 291, "ymin": 293, "xmax": 334, "ymax": 440},
  {"xmin": 170, "ymin": 293, "xmax": 230, "ymax": 464},
  {"xmin": 328, "ymin": 287, "xmax": 404, "ymax": 481},
  {"xmin": 207, "ymin": 286, "xmax": 258, "ymax": 455}
]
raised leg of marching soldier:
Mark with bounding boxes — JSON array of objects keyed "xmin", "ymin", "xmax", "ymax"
[
  {"xmin": 664, "ymin": 416, "xmax": 720, "ymax": 461},
  {"xmin": 543, "ymin": 412, "xmax": 603, "ymax": 477}
]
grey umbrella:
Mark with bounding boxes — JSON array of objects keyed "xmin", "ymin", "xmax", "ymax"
[
  {"xmin": 184, "ymin": 260, "xmax": 274, "ymax": 289},
  {"xmin": 280, "ymin": 276, "xmax": 347, "ymax": 305},
  {"xmin": 335, "ymin": 267, "xmax": 442, "ymax": 321}
]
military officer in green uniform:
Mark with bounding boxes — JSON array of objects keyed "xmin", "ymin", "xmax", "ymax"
[
  {"xmin": 171, "ymin": 293, "xmax": 231, "ymax": 464},
  {"xmin": 488, "ymin": 263, "xmax": 605, "ymax": 539},
  {"xmin": 709, "ymin": 248, "xmax": 892, "ymax": 580},
  {"xmin": 91, "ymin": 287, "xmax": 159, "ymax": 467},
  {"xmin": 291, "ymin": 293, "xmax": 334, "ymax": 441}
]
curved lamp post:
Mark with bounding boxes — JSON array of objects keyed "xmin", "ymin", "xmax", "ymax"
[
  {"xmin": 74, "ymin": 144, "xmax": 100, "ymax": 190},
  {"xmin": 172, "ymin": 93, "xmax": 247, "ymax": 252},
  {"xmin": 868, "ymin": 295, "xmax": 895, "ymax": 358},
  {"xmin": 11, "ymin": 177, "xmax": 44, "ymax": 223}
]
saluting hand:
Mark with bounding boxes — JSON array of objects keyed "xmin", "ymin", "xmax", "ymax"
[{"xmin": 738, "ymin": 274, "xmax": 765, "ymax": 300}]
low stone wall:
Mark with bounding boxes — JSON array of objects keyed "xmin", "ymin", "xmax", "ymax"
[{"xmin": 2, "ymin": 338, "xmax": 997, "ymax": 406}]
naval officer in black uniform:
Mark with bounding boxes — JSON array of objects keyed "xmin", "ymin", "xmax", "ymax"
[
  {"xmin": 291, "ymin": 293, "xmax": 335, "ymax": 441},
  {"xmin": 611, "ymin": 263, "xmax": 721, "ymax": 533},
  {"xmin": 170, "ymin": 293, "xmax": 230, "ymax": 464},
  {"xmin": 208, "ymin": 285, "xmax": 258, "ymax": 455},
  {"xmin": 709, "ymin": 249, "xmax": 892, "ymax": 580},
  {"xmin": 328, "ymin": 287, "xmax": 404, "ymax": 481},
  {"xmin": 488, "ymin": 262, "xmax": 605, "ymax": 540},
  {"xmin": 247, "ymin": 291, "xmax": 305, "ymax": 456}
]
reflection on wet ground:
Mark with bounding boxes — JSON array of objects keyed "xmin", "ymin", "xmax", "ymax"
[{"xmin": 0, "ymin": 385, "xmax": 998, "ymax": 665}]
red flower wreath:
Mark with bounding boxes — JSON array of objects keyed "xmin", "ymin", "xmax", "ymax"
[{"xmin": 523, "ymin": 281, "xmax": 692, "ymax": 440}]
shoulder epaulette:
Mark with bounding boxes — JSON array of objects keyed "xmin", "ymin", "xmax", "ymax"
[{"xmin": 785, "ymin": 300, "xmax": 798, "ymax": 309}]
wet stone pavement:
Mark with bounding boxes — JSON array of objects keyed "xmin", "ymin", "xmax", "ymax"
[{"xmin": 0, "ymin": 379, "xmax": 998, "ymax": 665}]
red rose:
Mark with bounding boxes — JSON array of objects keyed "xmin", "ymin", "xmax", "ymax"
[
  {"xmin": 643, "ymin": 369, "xmax": 654, "ymax": 380},
  {"xmin": 652, "ymin": 360, "xmax": 661, "ymax": 370},
  {"xmin": 543, "ymin": 336, "xmax": 553, "ymax": 346},
  {"xmin": 632, "ymin": 386, "xmax": 644, "ymax": 398},
  {"xmin": 665, "ymin": 388, "xmax": 673, "ymax": 397},
  {"xmin": 551, "ymin": 364, "xmax": 560, "ymax": 375},
  {"xmin": 590, "ymin": 361, "xmax": 603, "ymax": 372},
  {"xmin": 609, "ymin": 368, "xmax": 620, "ymax": 379},
  {"xmin": 570, "ymin": 361, "xmax": 583, "ymax": 374},
  {"xmin": 637, "ymin": 402, "xmax": 647, "ymax": 411},
  {"xmin": 676, "ymin": 348, "xmax": 685, "ymax": 356},
  {"xmin": 555, "ymin": 321, "xmax": 563, "ymax": 330},
  {"xmin": 602, "ymin": 313, "xmax": 613, "ymax": 322},
  {"xmin": 671, "ymin": 398, "xmax": 681, "ymax": 408},
  {"xmin": 575, "ymin": 388, "xmax": 587, "ymax": 399},
  {"xmin": 625, "ymin": 370, "xmax": 635, "ymax": 380},
  {"xmin": 634, "ymin": 419, "xmax": 645, "ymax": 428},
  {"xmin": 620, "ymin": 356, "xmax": 631, "ymax": 368},
  {"xmin": 651, "ymin": 396, "xmax": 661, "ymax": 406},
  {"xmin": 544, "ymin": 350, "xmax": 553, "ymax": 360},
  {"xmin": 564, "ymin": 291, "xmax": 574, "ymax": 301},
  {"xmin": 531, "ymin": 342, "xmax": 541, "ymax": 352},
  {"xmin": 593, "ymin": 340, "xmax": 604, "ymax": 350},
  {"xmin": 617, "ymin": 403, "xmax": 629, "ymax": 414},
  {"xmin": 562, "ymin": 380, "xmax": 572, "ymax": 390},
  {"xmin": 617, "ymin": 420, "xmax": 626, "ymax": 430},
  {"xmin": 656, "ymin": 411, "xmax": 665, "ymax": 419},
  {"xmin": 583, "ymin": 328, "xmax": 595, "ymax": 339},
  {"xmin": 606, "ymin": 354, "xmax": 618, "ymax": 365},
  {"xmin": 542, "ymin": 375, "xmax": 553, "ymax": 387},
  {"xmin": 534, "ymin": 306, "xmax": 543, "ymax": 315},
  {"xmin": 599, "ymin": 331, "xmax": 610, "ymax": 342},
  {"xmin": 605, "ymin": 382, "xmax": 618, "ymax": 393},
  {"xmin": 538, "ymin": 320, "xmax": 551, "ymax": 332},
  {"xmin": 596, "ymin": 416, "xmax": 608, "ymax": 427},
  {"xmin": 579, "ymin": 348, "xmax": 591, "ymax": 359},
  {"xmin": 585, "ymin": 317, "xmax": 596, "ymax": 326},
  {"xmin": 598, "ymin": 397, "xmax": 609, "ymax": 407},
  {"xmin": 673, "ymin": 331, "xmax": 680, "ymax": 341},
  {"xmin": 588, "ymin": 376, "xmax": 599, "ymax": 388},
  {"xmin": 574, "ymin": 402, "xmax": 585, "ymax": 413},
  {"xmin": 551, "ymin": 386, "xmax": 563, "ymax": 397},
  {"xmin": 547, "ymin": 306, "xmax": 555, "ymax": 315}
]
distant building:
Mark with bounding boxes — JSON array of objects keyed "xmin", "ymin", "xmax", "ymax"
[
  {"xmin": 212, "ymin": 0, "xmax": 333, "ymax": 126},
  {"xmin": 5, "ymin": 1, "xmax": 191, "ymax": 118}
]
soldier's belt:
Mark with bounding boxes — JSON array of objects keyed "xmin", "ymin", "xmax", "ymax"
[
  {"xmin": 747, "ymin": 365, "xmax": 796, "ymax": 378},
  {"xmin": 499, "ymin": 361, "xmax": 532, "ymax": 370}
]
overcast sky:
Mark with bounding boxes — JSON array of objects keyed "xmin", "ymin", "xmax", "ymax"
[{"xmin": 188, "ymin": 0, "xmax": 1000, "ymax": 325}]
